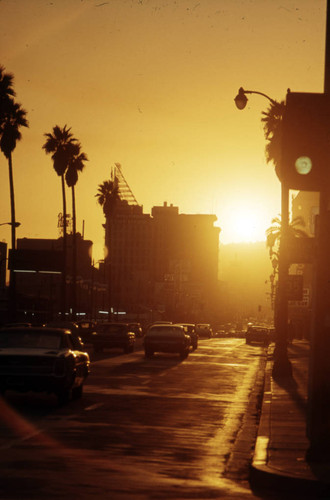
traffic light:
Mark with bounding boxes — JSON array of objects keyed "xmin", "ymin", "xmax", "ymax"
[{"xmin": 280, "ymin": 91, "xmax": 330, "ymax": 191}]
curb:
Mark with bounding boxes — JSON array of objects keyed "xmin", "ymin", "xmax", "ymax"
[{"xmin": 249, "ymin": 349, "xmax": 330, "ymax": 497}]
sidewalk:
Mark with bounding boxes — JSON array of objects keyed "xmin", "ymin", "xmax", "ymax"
[{"xmin": 250, "ymin": 340, "xmax": 330, "ymax": 497}]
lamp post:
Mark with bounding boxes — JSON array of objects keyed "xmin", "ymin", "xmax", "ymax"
[{"xmin": 234, "ymin": 87, "xmax": 292, "ymax": 377}]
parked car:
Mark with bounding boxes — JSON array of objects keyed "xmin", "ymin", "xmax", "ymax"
[
  {"xmin": 91, "ymin": 322, "xmax": 136, "ymax": 353},
  {"xmin": 245, "ymin": 325, "xmax": 270, "ymax": 346},
  {"xmin": 196, "ymin": 323, "xmax": 213, "ymax": 338},
  {"xmin": 174, "ymin": 323, "xmax": 198, "ymax": 350},
  {"xmin": 144, "ymin": 324, "xmax": 190, "ymax": 359},
  {"xmin": 0, "ymin": 327, "xmax": 90, "ymax": 404},
  {"xmin": 45, "ymin": 321, "xmax": 85, "ymax": 350}
]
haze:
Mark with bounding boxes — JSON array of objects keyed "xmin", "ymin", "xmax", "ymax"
[{"xmin": 0, "ymin": 0, "xmax": 326, "ymax": 262}]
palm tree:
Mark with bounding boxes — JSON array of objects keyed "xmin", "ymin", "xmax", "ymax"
[
  {"xmin": 261, "ymin": 100, "xmax": 286, "ymax": 178},
  {"xmin": 95, "ymin": 178, "xmax": 120, "ymax": 216},
  {"xmin": 42, "ymin": 125, "xmax": 77, "ymax": 316},
  {"xmin": 0, "ymin": 65, "xmax": 15, "ymax": 113},
  {"xmin": 65, "ymin": 142, "xmax": 88, "ymax": 319},
  {"xmin": 266, "ymin": 214, "xmax": 308, "ymax": 315},
  {"xmin": 0, "ymin": 66, "xmax": 28, "ymax": 319},
  {"xmin": 266, "ymin": 215, "xmax": 308, "ymax": 257},
  {"xmin": 96, "ymin": 177, "xmax": 120, "ymax": 319}
]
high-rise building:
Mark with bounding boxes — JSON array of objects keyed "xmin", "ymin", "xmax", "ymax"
[{"xmin": 104, "ymin": 199, "xmax": 221, "ymax": 323}]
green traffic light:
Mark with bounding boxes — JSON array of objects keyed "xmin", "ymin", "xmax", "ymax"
[{"xmin": 295, "ymin": 156, "xmax": 312, "ymax": 175}]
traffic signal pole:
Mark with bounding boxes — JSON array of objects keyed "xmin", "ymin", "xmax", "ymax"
[{"xmin": 306, "ymin": 0, "xmax": 330, "ymax": 461}]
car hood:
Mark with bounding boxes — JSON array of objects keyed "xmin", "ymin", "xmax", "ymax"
[{"xmin": 0, "ymin": 347, "xmax": 65, "ymax": 357}]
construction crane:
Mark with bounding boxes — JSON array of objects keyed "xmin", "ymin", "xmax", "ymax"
[{"xmin": 111, "ymin": 163, "xmax": 139, "ymax": 206}]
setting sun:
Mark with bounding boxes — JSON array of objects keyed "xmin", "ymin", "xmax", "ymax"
[{"xmin": 220, "ymin": 204, "xmax": 268, "ymax": 244}]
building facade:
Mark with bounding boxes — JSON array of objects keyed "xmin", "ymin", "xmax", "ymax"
[
  {"xmin": 104, "ymin": 200, "xmax": 221, "ymax": 324},
  {"xmin": 5, "ymin": 234, "xmax": 104, "ymax": 323}
]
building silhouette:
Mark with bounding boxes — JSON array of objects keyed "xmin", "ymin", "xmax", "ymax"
[{"xmin": 105, "ymin": 199, "xmax": 221, "ymax": 323}]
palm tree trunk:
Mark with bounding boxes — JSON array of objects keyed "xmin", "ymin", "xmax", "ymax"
[
  {"xmin": 71, "ymin": 185, "xmax": 77, "ymax": 320},
  {"xmin": 8, "ymin": 152, "xmax": 16, "ymax": 320},
  {"xmin": 61, "ymin": 174, "xmax": 67, "ymax": 317}
]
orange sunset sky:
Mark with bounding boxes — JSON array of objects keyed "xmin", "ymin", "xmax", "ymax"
[{"xmin": 0, "ymin": 0, "xmax": 327, "ymax": 262}]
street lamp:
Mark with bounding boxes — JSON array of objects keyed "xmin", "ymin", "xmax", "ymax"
[
  {"xmin": 234, "ymin": 87, "xmax": 277, "ymax": 110},
  {"xmin": 234, "ymin": 86, "xmax": 292, "ymax": 378}
]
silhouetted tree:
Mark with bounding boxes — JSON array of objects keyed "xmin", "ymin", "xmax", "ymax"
[
  {"xmin": 266, "ymin": 215, "xmax": 307, "ymax": 309},
  {"xmin": 95, "ymin": 178, "xmax": 120, "ymax": 216},
  {"xmin": 42, "ymin": 125, "xmax": 77, "ymax": 316},
  {"xmin": 0, "ymin": 66, "xmax": 28, "ymax": 319},
  {"xmin": 261, "ymin": 100, "xmax": 286, "ymax": 179},
  {"xmin": 65, "ymin": 142, "xmax": 88, "ymax": 318}
]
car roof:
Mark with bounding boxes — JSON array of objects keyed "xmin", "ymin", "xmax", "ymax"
[
  {"xmin": 0, "ymin": 326, "xmax": 70, "ymax": 334},
  {"xmin": 149, "ymin": 324, "xmax": 184, "ymax": 330}
]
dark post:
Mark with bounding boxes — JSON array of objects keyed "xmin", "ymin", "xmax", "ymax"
[
  {"xmin": 272, "ymin": 181, "xmax": 292, "ymax": 377},
  {"xmin": 306, "ymin": 0, "xmax": 330, "ymax": 460}
]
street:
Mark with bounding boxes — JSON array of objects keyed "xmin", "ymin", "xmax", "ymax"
[{"xmin": 0, "ymin": 338, "xmax": 276, "ymax": 499}]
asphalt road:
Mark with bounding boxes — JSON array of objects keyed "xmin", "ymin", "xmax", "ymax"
[{"xmin": 0, "ymin": 338, "xmax": 278, "ymax": 500}]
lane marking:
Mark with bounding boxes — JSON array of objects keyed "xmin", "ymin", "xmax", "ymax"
[{"xmin": 84, "ymin": 403, "xmax": 104, "ymax": 411}]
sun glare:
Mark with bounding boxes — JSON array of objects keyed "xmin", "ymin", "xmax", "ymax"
[{"xmin": 221, "ymin": 205, "xmax": 267, "ymax": 244}]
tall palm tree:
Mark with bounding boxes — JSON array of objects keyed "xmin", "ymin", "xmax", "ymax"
[
  {"xmin": 0, "ymin": 66, "xmax": 28, "ymax": 320},
  {"xmin": 0, "ymin": 65, "xmax": 15, "ymax": 113},
  {"xmin": 96, "ymin": 177, "xmax": 120, "ymax": 319},
  {"xmin": 42, "ymin": 125, "xmax": 77, "ymax": 316},
  {"xmin": 65, "ymin": 142, "xmax": 88, "ymax": 319}
]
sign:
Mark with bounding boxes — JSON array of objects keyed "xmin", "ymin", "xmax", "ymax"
[{"xmin": 8, "ymin": 249, "xmax": 63, "ymax": 273}]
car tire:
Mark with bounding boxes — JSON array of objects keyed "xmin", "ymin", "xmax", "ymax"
[
  {"xmin": 180, "ymin": 349, "xmax": 189, "ymax": 360},
  {"xmin": 145, "ymin": 350, "xmax": 153, "ymax": 358},
  {"xmin": 193, "ymin": 341, "xmax": 198, "ymax": 350}
]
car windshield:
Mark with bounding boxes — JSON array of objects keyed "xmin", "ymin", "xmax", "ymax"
[
  {"xmin": 0, "ymin": 330, "xmax": 62, "ymax": 349},
  {"xmin": 148, "ymin": 326, "xmax": 182, "ymax": 335}
]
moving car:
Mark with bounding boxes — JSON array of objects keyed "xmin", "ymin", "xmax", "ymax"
[
  {"xmin": 144, "ymin": 324, "xmax": 190, "ymax": 359},
  {"xmin": 174, "ymin": 323, "xmax": 198, "ymax": 350},
  {"xmin": 76, "ymin": 320, "xmax": 98, "ymax": 344},
  {"xmin": 0, "ymin": 327, "xmax": 90, "ymax": 404},
  {"xmin": 245, "ymin": 325, "xmax": 270, "ymax": 346},
  {"xmin": 196, "ymin": 323, "xmax": 213, "ymax": 338},
  {"xmin": 91, "ymin": 322, "xmax": 136, "ymax": 353}
]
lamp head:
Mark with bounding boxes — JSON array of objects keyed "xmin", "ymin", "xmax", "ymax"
[{"xmin": 234, "ymin": 87, "xmax": 248, "ymax": 110}]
